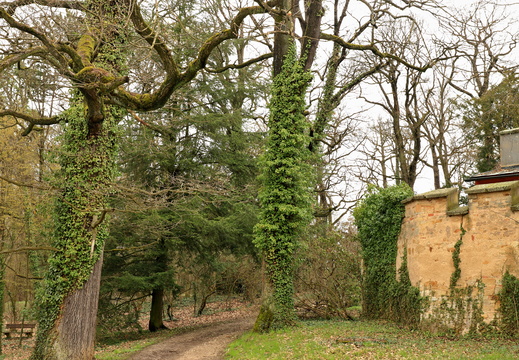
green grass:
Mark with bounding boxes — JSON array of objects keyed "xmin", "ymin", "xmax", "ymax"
[
  {"xmin": 96, "ymin": 341, "xmax": 156, "ymax": 360},
  {"xmin": 95, "ymin": 333, "xmax": 168, "ymax": 360},
  {"xmin": 225, "ymin": 320, "xmax": 519, "ymax": 360}
]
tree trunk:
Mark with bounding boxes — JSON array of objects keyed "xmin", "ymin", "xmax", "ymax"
[
  {"xmin": 255, "ymin": 0, "xmax": 323, "ymax": 333},
  {"xmin": 440, "ymin": 155, "xmax": 453, "ymax": 188},
  {"xmin": 272, "ymin": 0, "xmax": 292, "ymax": 77},
  {"xmin": 32, "ymin": 99, "xmax": 118, "ymax": 359},
  {"xmin": 430, "ymin": 142, "xmax": 441, "ymax": 189},
  {"xmin": 254, "ymin": 42, "xmax": 314, "ymax": 332},
  {"xmin": 390, "ymin": 70, "xmax": 408, "ymax": 186},
  {"xmin": 54, "ymin": 254, "xmax": 103, "ymax": 359},
  {"xmin": 149, "ymin": 288, "xmax": 167, "ymax": 332}
]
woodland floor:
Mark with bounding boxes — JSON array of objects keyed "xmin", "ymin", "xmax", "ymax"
[{"xmin": 1, "ymin": 299, "xmax": 257, "ymax": 360}]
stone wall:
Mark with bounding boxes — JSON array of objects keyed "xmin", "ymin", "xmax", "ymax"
[{"xmin": 396, "ymin": 180, "xmax": 519, "ymax": 328}]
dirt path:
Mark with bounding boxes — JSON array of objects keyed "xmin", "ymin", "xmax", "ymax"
[{"xmin": 128, "ymin": 316, "xmax": 255, "ymax": 360}]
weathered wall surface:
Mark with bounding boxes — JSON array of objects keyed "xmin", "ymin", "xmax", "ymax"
[{"xmin": 397, "ymin": 181, "xmax": 519, "ymax": 326}]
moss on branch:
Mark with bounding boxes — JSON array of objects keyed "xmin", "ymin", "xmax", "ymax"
[
  {"xmin": 77, "ymin": 34, "xmax": 96, "ymax": 66},
  {"xmin": 115, "ymin": 3, "xmax": 271, "ymax": 112}
]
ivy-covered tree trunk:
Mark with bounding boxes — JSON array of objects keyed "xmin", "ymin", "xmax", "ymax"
[
  {"xmin": 32, "ymin": 0, "xmax": 127, "ymax": 357},
  {"xmin": 253, "ymin": 45, "xmax": 314, "ymax": 332},
  {"xmin": 252, "ymin": 0, "xmax": 322, "ymax": 332},
  {"xmin": 32, "ymin": 103, "xmax": 120, "ymax": 359}
]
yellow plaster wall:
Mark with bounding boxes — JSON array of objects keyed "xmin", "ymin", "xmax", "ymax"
[{"xmin": 397, "ymin": 181, "xmax": 519, "ymax": 324}]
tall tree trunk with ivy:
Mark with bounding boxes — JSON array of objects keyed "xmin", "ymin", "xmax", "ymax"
[
  {"xmin": 253, "ymin": 44, "xmax": 314, "ymax": 331},
  {"xmin": 32, "ymin": 0, "xmax": 127, "ymax": 358},
  {"xmin": 253, "ymin": 0, "xmax": 322, "ymax": 333},
  {"xmin": 32, "ymin": 104, "xmax": 121, "ymax": 360}
]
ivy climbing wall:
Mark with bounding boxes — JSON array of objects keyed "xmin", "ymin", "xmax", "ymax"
[{"xmin": 397, "ymin": 181, "xmax": 519, "ymax": 330}]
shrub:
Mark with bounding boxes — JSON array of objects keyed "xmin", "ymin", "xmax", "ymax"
[{"xmin": 294, "ymin": 225, "xmax": 361, "ymax": 319}]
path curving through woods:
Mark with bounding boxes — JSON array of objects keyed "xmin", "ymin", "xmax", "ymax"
[{"xmin": 128, "ymin": 316, "xmax": 255, "ymax": 360}]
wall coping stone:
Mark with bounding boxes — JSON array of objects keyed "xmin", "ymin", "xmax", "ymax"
[
  {"xmin": 402, "ymin": 188, "xmax": 457, "ymax": 204},
  {"xmin": 447, "ymin": 205, "xmax": 469, "ymax": 216},
  {"xmin": 465, "ymin": 180, "xmax": 519, "ymax": 194},
  {"xmin": 403, "ymin": 181, "xmax": 519, "ymax": 214},
  {"xmin": 500, "ymin": 128, "xmax": 519, "ymax": 135}
]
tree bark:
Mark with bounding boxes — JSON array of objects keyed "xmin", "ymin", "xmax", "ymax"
[
  {"xmin": 54, "ymin": 254, "xmax": 104, "ymax": 359},
  {"xmin": 149, "ymin": 288, "xmax": 167, "ymax": 332},
  {"xmin": 272, "ymin": 0, "xmax": 292, "ymax": 76},
  {"xmin": 430, "ymin": 142, "xmax": 441, "ymax": 189}
]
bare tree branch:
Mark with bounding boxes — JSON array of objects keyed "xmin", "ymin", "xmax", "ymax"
[
  {"xmin": 0, "ymin": 0, "xmax": 83, "ymax": 14},
  {"xmin": 206, "ymin": 52, "xmax": 273, "ymax": 73},
  {"xmin": 321, "ymin": 32, "xmax": 432, "ymax": 72}
]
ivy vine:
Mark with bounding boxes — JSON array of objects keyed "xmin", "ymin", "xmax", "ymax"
[
  {"xmin": 253, "ymin": 44, "xmax": 314, "ymax": 331},
  {"xmin": 353, "ymin": 184, "xmax": 423, "ymax": 324},
  {"xmin": 32, "ymin": 98, "xmax": 121, "ymax": 358},
  {"xmin": 498, "ymin": 271, "xmax": 519, "ymax": 336},
  {"xmin": 450, "ymin": 225, "xmax": 465, "ymax": 289}
]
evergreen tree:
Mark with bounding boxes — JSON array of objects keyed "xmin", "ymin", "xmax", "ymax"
[
  {"xmin": 463, "ymin": 72, "xmax": 519, "ymax": 172},
  {"xmin": 101, "ymin": 62, "xmax": 264, "ymax": 331}
]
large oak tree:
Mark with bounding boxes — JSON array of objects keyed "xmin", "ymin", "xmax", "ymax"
[{"xmin": 0, "ymin": 0, "xmax": 272, "ymax": 358}]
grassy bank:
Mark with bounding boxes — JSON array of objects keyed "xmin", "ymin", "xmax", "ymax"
[{"xmin": 226, "ymin": 320, "xmax": 519, "ymax": 360}]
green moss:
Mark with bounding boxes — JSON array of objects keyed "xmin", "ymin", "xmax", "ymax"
[
  {"xmin": 77, "ymin": 34, "xmax": 96, "ymax": 65},
  {"xmin": 76, "ymin": 65, "xmax": 96, "ymax": 79},
  {"xmin": 253, "ymin": 298, "xmax": 275, "ymax": 333}
]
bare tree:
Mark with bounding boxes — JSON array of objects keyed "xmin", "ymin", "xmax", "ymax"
[
  {"xmin": 355, "ymin": 118, "xmax": 397, "ymax": 188},
  {"xmin": 442, "ymin": 0, "xmax": 518, "ymax": 99},
  {"xmin": 439, "ymin": 0, "xmax": 519, "ymax": 172},
  {"xmin": 358, "ymin": 18, "xmax": 434, "ymax": 189},
  {"xmin": 421, "ymin": 62, "xmax": 475, "ymax": 189}
]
